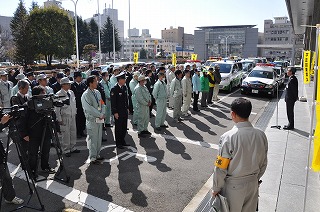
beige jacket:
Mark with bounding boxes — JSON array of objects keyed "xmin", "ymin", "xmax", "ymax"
[{"xmin": 212, "ymin": 121, "xmax": 268, "ymax": 192}]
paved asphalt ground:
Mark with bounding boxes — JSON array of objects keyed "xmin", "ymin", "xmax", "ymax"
[{"xmin": 1, "ymin": 87, "xmax": 274, "ymax": 212}]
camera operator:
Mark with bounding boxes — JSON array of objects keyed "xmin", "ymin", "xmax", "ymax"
[
  {"xmin": 27, "ymin": 86, "xmax": 55, "ymax": 178},
  {"xmin": 0, "ymin": 114, "xmax": 24, "ymax": 205},
  {"xmin": 10, "ymin": 80, "xmax": 30, "ymax": 153}
]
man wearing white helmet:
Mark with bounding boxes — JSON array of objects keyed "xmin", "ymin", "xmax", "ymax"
[
  {"xmin": 11, "ymin": 73, "xmax": 26, "ymax": 97},
  {"xmin": 37, "ymin": 74, "xmax": 54, "ymax": 95},
  {"xmin": 129, "ymin": 71, "xmax": 140, "ymax": 125},
  {"xmin": 134, "ymin": 74, "xmax": 152, "ymax": 136},
  {"xmin": 55, "ymin": 77, "xmax": 79, "ymax": 157},
  {"xmin": 0, "ymin": 70, "xmax": 13, "ymax": 107}
]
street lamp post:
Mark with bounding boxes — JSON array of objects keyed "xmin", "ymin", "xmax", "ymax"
[
  {"xmin": 97, "ymin": 0, "xmax": 102, "ymax": 65},
  {"xmin": 70, "ymin": 0, "xmax": 79, "ymax": 69},
  {"xmin": 128, "ymin": 0, "xmax": 131, "ymax": 62},
  {"xmin": 112, "ymin": 0, "xmax": 116, "ymax": 63},
  {"xmin": 219, "ymin": 35, "xmax": 233, "ymax": 58}
]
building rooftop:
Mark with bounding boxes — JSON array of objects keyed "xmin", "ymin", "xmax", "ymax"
[{"xmin": 197, "ymin": 25, "xmax": 256, "ymax": 30}]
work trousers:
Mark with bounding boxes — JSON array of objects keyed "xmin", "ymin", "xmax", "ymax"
[
  {"xmin": 168, "ymin": 86, "xmax": 174, "ymax": 108},
  {"xmin": 0, "ymin": 163, "xmax": 16, "ymax": 201},
  {"xmin": 286, "ymin": 100, "xmax": 295, "ymax": 128},
  {"xmin": 137, "ymin": 104, "xmax": 150, "ymax": 133},
  {"xmin": 115, "ymin": 116, "xmax": 128, "ymax": 147},
  {"xmin": 221, "ymin": 175, "xmax": 259, "ymax": 212},
  {"xmin": 182, "ymin": 94, "xmax": 192, "ymax": 115},
  {"xmin": 76, "ymin": 108, "xmax": 86, "ymax": 135},
  {"xmin": 105, "ymin": 99, "xmax": 112, "ymax": 125},
  {"xmin": 155, "ymin": 98, "xmax": 167, "ymax": 128},
  {"xmin": 29, "ymin": 136, "xmax": 51, "ymax": 172},
  {"xmin": 173, "ymin": 96, "xmax": 183, "ymax": 120},
  {"xmin": 132, "ymin": 97, "xmax": 138, "ymax": 125},
  {"xmin": 201, "ymin": 92, "xmax": 208, "ymax": 107},
  {"xmin": 193, "ymin": 92, "xmax": 199, "ymax": 111},
  {"xmin": 207, "ymin": 87, "xmax": 214, "ymax": 103},
  {"xmin": 60, "ymin": 115, "xmax": 77, "ymax": 153},
  {"xmin": 86, "ymin": 121, "xmax": 103, "ymax": 161},
  {"xmin": 213, "ymin": 84, "xmax": 220, "ymax": 101}
]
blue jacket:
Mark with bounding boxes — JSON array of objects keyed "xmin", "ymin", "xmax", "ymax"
[{"xmin": 192, "ymin": 74, "xmax": 201, "ymax": 92}]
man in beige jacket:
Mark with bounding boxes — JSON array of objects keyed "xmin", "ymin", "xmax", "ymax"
[{"xmin": 212, "ymin": 98, "xmax": 268, "ymax": 212}]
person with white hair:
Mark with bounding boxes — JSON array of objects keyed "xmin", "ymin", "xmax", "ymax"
[{"xmin": 11, "ymin": 73, "xmax": 26, "ymax": 97}]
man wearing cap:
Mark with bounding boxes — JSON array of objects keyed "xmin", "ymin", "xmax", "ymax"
[
  {"xmin": 51, "ymin": 72, "xmax": 65, "ymax": 94},
  {"xmin": 48, "ymin": 70, "xmax": 58, "ymax": 87},
  {"xmin": 207, "ymin": 67, "xmax": 215, "ymax": 104},
  {"xmin": 134, "ymin": 75, "xmax": 152, "ymax": 136},
  {"xmin": 129, "ymin": 71, "xmax": 140, "ymax": 125},
  {"xmin": 170, "ymin": 70, "xmax": 183, "ymax": 122},
  {"xmin": 91, "ymin": 70, "xmax": 106, "ymax": 104},
  {"xmin": 71, "ymin": 71, "xmax": 87, "ymax": 138},
  {"xmin": 81, "ymin": 76, "xmax": 106, "ymax": 164},
  {"xmin": 11, "ymin": 73, "xmax": 26, "ymax": 97},
  {"xmin": 37, "ymin": 74, "xmax": 54, "ymax": 95},
  {"xmin": 100, "ymin": 70, "xmax": 113, "ymax": 127},
  {"xmin": 181, "ymin": 69, "xmax": 192, "ymax": 116},
  {"xmin": 55, "ymin": 77, "xmax": 79, "ymax": 157},
  {"xmin": 0, "ymin": 70, "xmax": 13, "ymax": 107},
  {"xmin": 167, "ymin": 65, "xmax": 176, "ymax": 109},
  {"xmin": 110, "ymin": 72, "xmax": 130, "ymax": 149},
  {"xmin": 152, "ymin": 72, "xmax": 168, "ymax": 131}
]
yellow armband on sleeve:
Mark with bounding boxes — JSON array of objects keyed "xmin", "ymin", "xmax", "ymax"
[{"xmin": 214, "ymin": 155, "xmax": 231, "ymax": 169}]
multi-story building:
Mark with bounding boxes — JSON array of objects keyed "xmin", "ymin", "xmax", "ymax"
[
  {"xmin": 194, "ymin": 25, "xmax": 258, "ymax": 60},
  {"xmin": 128, "ymin": 28, "xmax": 139, "ymax": 37},
  {"xmin": 123, "ymin": 30, "xmax": 178, "ymax": 59},
  {"xmin": 161, "ymin": 26, "xmax": 184, "ymax": 47}
]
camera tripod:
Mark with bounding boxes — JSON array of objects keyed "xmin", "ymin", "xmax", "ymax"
[
  {"xmin": 33, "ymin": 110, "xmax": 70, "ymax": 183},
  {"xmin": 0, "ymin": 118, "xmax": 45, "ymax": 211}
]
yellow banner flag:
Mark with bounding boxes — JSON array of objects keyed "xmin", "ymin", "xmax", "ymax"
[
  {"xmin": 191, "ymin": 54, "xmax": 198, "ymax": 61},
  {"xmin": 172, "ymin": 53, "xmax": 177, "ymax": 67},
  {"xmin": 310, "ymin": 51, "xmax": 315, "ymax": 76},
  {"xmin": 312, "ymin": 38, "xmax": 320, "ymax": 171},
  {"xmin": 133, "ymin": 52, "xmax": 139, "ymax": 64},
  {"xmin": 303, "ymin": 50, "xmax": 311, "ymax": 84}
]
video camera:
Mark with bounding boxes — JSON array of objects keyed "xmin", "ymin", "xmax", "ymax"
[
  {"xmin": 27, "ymin": 94, "xmax": 70, "ymax": 113},
  {"xmin": 0, "ymin": 105, "xmax": 27, "ymax": 120}
]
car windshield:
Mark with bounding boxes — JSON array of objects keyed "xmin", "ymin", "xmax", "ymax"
[
  {"xmin": 211, "ymin": 63, "xmax": 232, "ymax": 73},
  {"xmin": 249, "ymin": 70, "xmax": 273, "ymax": 79},
  {"xmin": 204, "ymin": 61, "xmax": 214, "ymax": 66}
]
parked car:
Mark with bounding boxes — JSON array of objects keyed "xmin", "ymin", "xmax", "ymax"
[
  {"xmin": 241, "ymin": 65, "xmax": 280, "ymax": 98},
  {"xmin": 209, "ymin": 61, "xmax": 244, "ymax": 93}
]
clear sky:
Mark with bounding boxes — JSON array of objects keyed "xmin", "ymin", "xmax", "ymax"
[{"xmin": 1, "ymin": 0, "xmax": 289, "ymax": 38}]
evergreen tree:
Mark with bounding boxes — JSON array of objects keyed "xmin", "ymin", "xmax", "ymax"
[
  {"xmin": 101, "ymin": 16, "xmax": 122, "ymax": 57},
  {"xmin": 89, "ymin": 18, "xmax": 99, "ymax": 47},
  {"xmin": 76, "ymin": 17, "xmax": 91, "ymax": 57},
  {"xmin": 30, "ymin": 1, "xmax": 39, "ymax": 11},
  {"xmin": 140, "ymin": 48, "xmax": 147, "ymax": 59},
  {"xmin": 10, "ymin": 0, "xmax": 35, "ymax": 66}
]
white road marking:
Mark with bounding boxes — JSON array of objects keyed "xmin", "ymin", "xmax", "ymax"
[
  {"xmin": 127, "ymin": 129, "xmax": 219, "ymax": 150},
  {"xmin": 84, "ymin": 145, "xmax": 157, "ymax": 163},
  {"xmin": 7, "ymin": 163, "xmax": 132, "ymax": 212}
]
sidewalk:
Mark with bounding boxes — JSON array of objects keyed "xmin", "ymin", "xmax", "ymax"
[{"xmin": 259, "ymin": 70, "xmax": 320, "ymax": 212}]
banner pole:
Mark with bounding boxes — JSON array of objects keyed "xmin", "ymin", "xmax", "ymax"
[{"xmin": 303, "ymin": 24, "xmax": 320, "ymax": 212}]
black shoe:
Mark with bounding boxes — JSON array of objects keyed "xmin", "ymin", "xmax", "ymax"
[
  {"xmin": 160, "ymin": 125, "xmax": 169, "ymax": 128},
  {"xmin": 155, "ymin": 127, "xmax": 162, "ymax": 131},
  {"xmin": 138, "ymin": 133, "xmax": 144, "ymax": 137},
  {"xmin": 123, "ymin": 143, "xmax": 130, "ymax": 147},
  {"xmin": 105, "ymin": 124, "xmax": 113, "ymax": 127},
  {"xmin": 71, "ymin": 149, "xmax": 80, "ymax": 153},
  {"xmin": 65, "ymin": 152, "xmax": 71, "ymax": 157},
  {"xmin": 31, "ymin": 171, "xmax": 38, "ymax": 180},
  {"xmin": 42, "ymin": 167, "xmax": 56, "ymax": 174},
  {"xmin": 90, "ymin": 160, "xmax": 101, "ymax": 165},
  {"xmin": 96, "ymin": 156, "xmax": 105, "ymax": 160},
  {"xmin": 207, "ymin": 102, "xmax": 213, "ymax": 104},
  {"xmin": 193, "ymin": 109, "xmax": 200, "ymax": 112},
  {"xmin": 117, "ymin": 145, "xmax": 125, "ymax": 149},
  {"xmin": 142, "ymin": 130, "xmax": 151, "ymax": 135},
  {"xmin": 283, "ymin": 125, "xmax": 294, "ymax": 130},
  {"xmin": 150, "ymin": 114, "xmax": 155, "ymax": 118}
]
